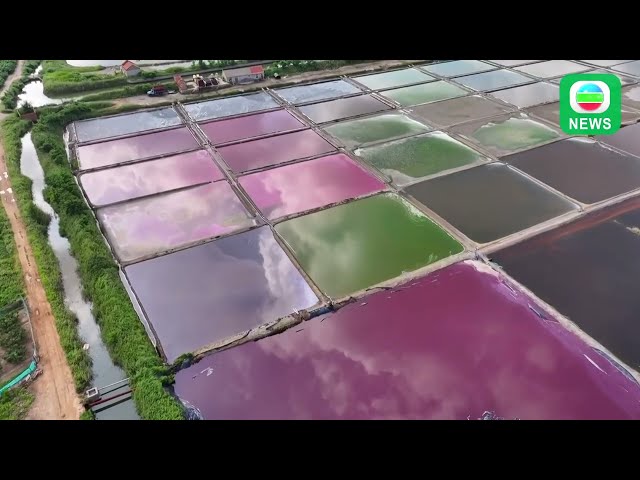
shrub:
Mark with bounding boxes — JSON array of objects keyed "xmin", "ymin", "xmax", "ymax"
[
  {"xmin": 0, "ymin": 202, "xmax": 23, "ymax": 306},
  {"xmin": 0, "ymin": 311, "xmax": 27, "ymax": 364},
  {"xmin": 0, "ymin": 387, "xmax": 34, "ymax": 420},
  {"xmin": 0, "ymin": 60, "xmax": 18, "ymax": 89}
]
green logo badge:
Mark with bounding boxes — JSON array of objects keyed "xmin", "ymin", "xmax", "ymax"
[{"xmin": 559, "ymin": 73, "xmax": 621, "ymax": 135}]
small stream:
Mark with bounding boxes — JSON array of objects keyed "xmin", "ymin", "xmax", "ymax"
[
  {"xmin": 17, "ymin": 66, "xmax": 76, "ymax": 108},
  {"xmin": 19, "ymin": 133, "xmax": 138, "ymax": 420},
  {"xmin": 17, "ymin": 82, "xmax": 64, "ymax": 108}
]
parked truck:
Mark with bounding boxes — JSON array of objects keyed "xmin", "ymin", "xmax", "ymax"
[{"xmin": 147, "ymin": 85, "xmax": 168, "ymax": 97}]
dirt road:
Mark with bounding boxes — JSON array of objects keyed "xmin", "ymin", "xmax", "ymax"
[
  {"xmin": 0, "ymin": 60, "xmax": 24, "ymax": 122},
  {"xmin": 0, "ymin": 60, "xmax": 82, "ymax": 420},
  {"xmin": 112, "ymin": 59, "xmax": 424, "ymax": 108},
  {"xmin": 0, "ymin": 60, "xmax": 24, "ymax": 96}
]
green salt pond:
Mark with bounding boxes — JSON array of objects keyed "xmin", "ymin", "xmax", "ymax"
[
  {"xmin": 454, "ymin": 114, "xmax": 561, "ymax": 156},
  {"xmin": 355, "ymin": 132, "xmax": 486, "ymax": 185},
  {"xmin": 380, "ymin": 81, "xmax": 468, "ymax": 107},
  {"xmin": 323, "ymin": 113, "xmax": 431, "ymax": 148},
  {"xmin": 275, "ymin": 193, "xmax": 463, "ymax": 299},
  {"xmin": 353, "ymin": 68, "xmax": 435, "ymax": 90}
]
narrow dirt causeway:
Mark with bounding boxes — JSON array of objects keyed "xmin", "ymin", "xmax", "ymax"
[
  {"xmin": 0, "ymin": 60, "xmax": 25, "ymax": 96},
  {"xmin": 0, "ymin": 137, "xmax": 82, "ymax": 420}
]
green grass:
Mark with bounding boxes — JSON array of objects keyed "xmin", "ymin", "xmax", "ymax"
[
  {"xmin": 0, "ymin": 197, "xmax": 23, "ymax": 307},
  {"xmin": 0, "ymin": 60, "xmax": 41, "ymax": 110},
  {"xmin": 42, "ymin": 60, "xmax": 126, "ymax": 96},
  {"xmin": 80, "ymin": 408, "xmax": 95, "ymax": 420},
  {"xmin": 0, "ymin": 311, "xmax": 26, "ymax": 364},
  {"xmin": 0, "ymin": 167, "xmax": 26, "ymax": 368},
  {"xmin": 0, "ymin": 60, "xmax": 18, "ymax": 90},
  {"xmin": 265, "ymin": 60, "xmax": 369, "ymax": 77},
  {"xmin": 26, "ymin": 102, "xmax": 184, "ymax": 419},
  {"xmin": 140, "ymin": 60, "xmax": 245, "ymax": 78},
  {"xmin": 81, "ymin": 82, "xmax": 177, "ymax": 102},
  {"xmin": 0, "ymin": 387, "xmax": 34, "ymax": 419},
  {"xmin": 0, "ymin": 115, "xmax": 91, "ymax": 391}
]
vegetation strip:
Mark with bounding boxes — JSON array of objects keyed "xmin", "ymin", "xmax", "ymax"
[
  {"xmin": 0, "ymin": 172, "xmax": 26, "ymax": 368},
  {"xmin": 0, "ymin": 386, "xmax": 34, "ymax": 419},
  {"xmin": 0, "ymin": 61, "xmax": 18, "ymax": 90},
  {"xmin": 41, "ymin": 60, "xmax": 127, "ymax": 96},
  {"xmin": 28, "ymin": 102, "xmax": 183, "ymax": 419},
  {"xmin": 41, "ymin": 59, "xmax": 372, "ymax": 99},
  {"xmin": 0, "ymin": 309, "xmax": 26, "ymax": 365},
  {"xmin": 1, "ymin": 116, "xmax": 92, "ymax": 391},
  {"xmin": 0, "ymin": 194, "xmax": 23, "ymax": 306},
  {"xmin": 0, "ymin": 128, "xmax": 32, "ymax": 419},
  {"xmin": 0, "ymin": 61, "xmax": 41, "ymax": 111}
]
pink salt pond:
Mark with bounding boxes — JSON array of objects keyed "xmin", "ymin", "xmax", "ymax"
[
  {"xmin": 79, "ymin": 150, "xmax": 224, "ymax": 207},
  {"xmin": 239, "ymin": 153, "xmax": 386, "ymax": 220},
  {"xmin": 174, "ymin": 260, "xmax": 640, "ymax": 420},
  {"xmin": 199, "ymin": 109, "xmax": 306, "ymax": 145},
  {"xmin": 216, "ymin": 129, "xmax": 336, "ymax": 174},
  {"xmin": 76, "ymin": 127, "xmax": 199, "ymax": 171},
  {"xmin": 97, "ymin": 182, "xmax": 256, "ymax": 263}
]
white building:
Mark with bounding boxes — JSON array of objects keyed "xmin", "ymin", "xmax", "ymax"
[{"xmin": 222, "ymin": 65, "xmax": 265, "ymax": 85}]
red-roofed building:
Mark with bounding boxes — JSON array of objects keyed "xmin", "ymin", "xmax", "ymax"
[
  {"xmin": 120, "ymin": 60, "xmax": 141, "ymax": 77},
  {"xmin": 222, "ymin": 64, "xmax": 265, "ymax": 85}
]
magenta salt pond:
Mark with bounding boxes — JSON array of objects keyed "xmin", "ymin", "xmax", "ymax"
[
  {"xmin": 76, "ymin": 127, "xmax": 199, "ymax": 171},
  {"xmin": 97, "ymin": 182, "xmax": 256, "ymax": 263},
  {"xmin": 125, "ymin": 226, "xmax": 320, "ymax": 362},
  {"xmin": 174, "ymin": 260, "xmax": 640, "ymax": 420},
  {"xmin": 79, "ymin": 150, "xmax": 224, "ymax": 207},
  {"xmin": 217, "ymin": 129, "xmax": 336, "ymax": 173},
  {"xmin": 239, "ymin": 153, "xmax": 386, "ymax": 220},
  {"xmin": 200, "ymin": 109, "xmax": 306, "ymax": 145}
]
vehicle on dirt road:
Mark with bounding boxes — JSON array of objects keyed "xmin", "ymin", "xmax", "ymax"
[{"xmin": 147, "ymin": 85, "xmax": 168, "ymax": 97}]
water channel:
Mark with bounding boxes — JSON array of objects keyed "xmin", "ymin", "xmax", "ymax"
[{"xmin": 19, "ymin": 132, "xmax": 138, "ymax": 420}]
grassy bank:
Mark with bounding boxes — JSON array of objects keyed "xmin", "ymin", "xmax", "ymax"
[
  {"xmin": 42, "ymin": 60, "xmax": 126, "ymax": 96},
  {"xmin": 265, "ymin": 60, "xmax": 369, "ymax": 77},
  {"xmin": 0, "ymin": 309, "xmax": 26, "ymax": 365},
  {"xmin": 0, "ymin": 60, "xmax": 18, "ymax": 90},
  {"xmin": 0, "ymin": 173, "xmax": 26, "ymax": 369},
  {"xmin": 29, "ymin": 102, "xmax": 184, "ymax": 419},
  {"xmin": 0, "ymin": 197, "xmax": 23, "ymax": 307},
  {"xmin": 0, "ymin": 116, "xmax": 92, "ymax": 391},
  {"xmin": 81, "ymin": 82, "xmax": 177, "ymax": 102},
  {"xmin": 0, "ymin": 61, "xmax": 41, "ymax": 110},
  {"xmin": 0, "ymin": 386, "xmax": 34, "ymax": 419},
  {"xmin": 139, "ymin": 60, "xmax": 246, "ymax": 79},
  {"xmin": 0, "ymin": 142, "xmax": 30, "ymax": 417}
]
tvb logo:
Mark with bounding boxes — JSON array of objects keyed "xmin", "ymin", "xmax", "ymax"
[{"xmin": 560, "ymin": 73, "xmax": 621, "ymax": 135}]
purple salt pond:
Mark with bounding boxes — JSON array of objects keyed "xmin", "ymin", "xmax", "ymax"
[
  {"xmin": 125, "ymin": 226, "xmax": 319, "ymax": 362},
  {"xmin": 174, "ymin": 260, "xmax": 640, "ymax": 420},
  {"xmin": 200, "ymin": 109, "xmax": 306, "ymax": 145},
  {"xmin": 217, "ymin": 129, "xmax": 336, "ymax": 174},
  {"xmin": 79, "ymin": 150, "xmax": 224, "ymax": 207},
  {"xmin": 76, "ymin": 127, "xmax": 199, "ymax": 171},
  {"xmin": 239, "ymin": 153, "xmax": 386, "ymax": 219},
  {"xmin": 97, "ymin": 182, "xmax": 256, "ymax": 263}
]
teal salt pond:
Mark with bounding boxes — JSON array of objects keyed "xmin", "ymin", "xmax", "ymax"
[
  {"xmin": 452, "ymin": 113, "xmax": 562, "ymax": 157},
  {"xmin": 353, "ymin": 68, "xmax": 435, "ymax": 90},
  {"xmin": 275, "ymin": 193, "xmax": 464, "ymax": 299},
  {"xmin": 354, "ymin": 131, "xmax": 487, "ymax": 186},
  {"xmin": 323, "ymin": 113, "xmax": 431, "ymax": 148},
  {"xmin": 421, "ymin": 60, "xmax": 497, "ymax": 78},
  {"xmin": 380, "ymin": 81, "xmax": 468, "ymax": 107}
]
